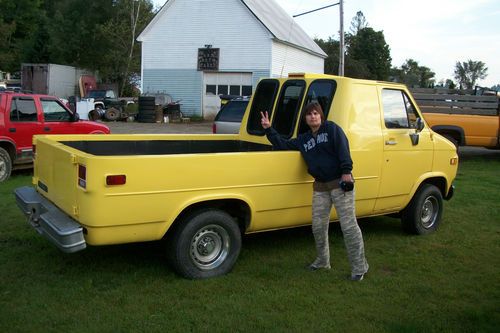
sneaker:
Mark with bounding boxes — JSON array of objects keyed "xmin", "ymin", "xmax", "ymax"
[
  {"xmin": 307, "ymin": 263, "xmax": 331, "ymax": 271},
  {"xmin": 350, "ymin": 273, "xmax": 364, "ymax": 281}
]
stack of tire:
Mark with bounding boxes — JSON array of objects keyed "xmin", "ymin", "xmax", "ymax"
[{"xmin": 137, "ymin": 96, "xmax": 157, "ymax": 123}]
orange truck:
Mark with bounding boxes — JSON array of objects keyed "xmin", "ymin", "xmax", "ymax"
[{"xmin": 411, "ymin": 88, "xmax": 500, "ymax": 148}]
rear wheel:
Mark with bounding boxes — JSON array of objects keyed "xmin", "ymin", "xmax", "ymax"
[
  {"xmin": 104, "ymin": 107, "xmax": 120, "ymax": 121},
  {"xmin": 0, "ymin": 147, "xmax": 12, "ymax": 182},
  {"xmin": 168, "ymin": 209, "xmax": 241, "ymax": 279},
  {"xmin": 401, "ymin": 184, "xmax": 443, "ymax": 235}
]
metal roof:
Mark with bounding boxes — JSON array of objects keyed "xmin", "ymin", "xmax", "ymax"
[{"xmin": 241, "ymin": 0, "xmax": 326, "ymax": 57}]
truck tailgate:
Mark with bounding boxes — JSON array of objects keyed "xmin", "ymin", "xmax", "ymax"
[{"xmin": 33, "ymin": 136, "xmax": 81, "ymax": 218}]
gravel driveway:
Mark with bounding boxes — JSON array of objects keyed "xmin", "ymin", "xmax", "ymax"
[{"xmin": 105, "ymin": 120, "xmax": 213, "ymax": 134}]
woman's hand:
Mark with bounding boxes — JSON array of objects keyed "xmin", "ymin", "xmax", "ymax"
[
  {"xmin": 260, "ymin": 111, "xmax": 271, "ymax": 129},
  {"xmin": 341, "ymin": 173, "xmax": 353, "ymax": 183}
]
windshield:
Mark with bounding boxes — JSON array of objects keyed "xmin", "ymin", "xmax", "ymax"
[{"xmin": 86, "ymin": 90, "xmax": 106, "ymax": 98}]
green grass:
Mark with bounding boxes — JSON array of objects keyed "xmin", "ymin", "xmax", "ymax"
[{"xmin": 1, "ymin": 152, "xmax": 499, "ymax": 332}]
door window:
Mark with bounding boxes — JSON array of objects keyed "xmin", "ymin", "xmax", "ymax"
[
  {"xmin": 41, "ymin": 99, "xmax": 71, "ymax": 122},
  {"xmin": 382, "ymin": 89, "xmax": 419, "ymax": 129},
  {"xmin": 10, "ymin": 97, "xmax": 37, "ymax": 122}
]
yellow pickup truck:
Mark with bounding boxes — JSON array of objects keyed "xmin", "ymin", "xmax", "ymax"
[{"xmin": 15, "ymin": 73, "xmax": 458, "ymax": 279}]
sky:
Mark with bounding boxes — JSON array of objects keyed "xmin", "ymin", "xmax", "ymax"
[{"xmin": 151, "ymin": 0, "xmax": 500, "ymax": 87}]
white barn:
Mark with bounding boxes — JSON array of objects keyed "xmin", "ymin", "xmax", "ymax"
[{"xmin": 137, "ymin": 0, "xmax": 326, "ymax": 119}]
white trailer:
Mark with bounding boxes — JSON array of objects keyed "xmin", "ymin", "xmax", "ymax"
[{"xmin": 21, "ymin": 63, "xmax": 92, "ymax": 99}]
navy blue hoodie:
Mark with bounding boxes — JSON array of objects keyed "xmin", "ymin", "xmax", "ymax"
[{"xmin": 264, "ymin": 121, "xmax": 353, "ymax": 182}]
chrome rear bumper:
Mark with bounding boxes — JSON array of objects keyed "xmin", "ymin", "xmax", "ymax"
[{"xmin": 14, "ymin": 186, "xmax": 86, "ymax": 253}]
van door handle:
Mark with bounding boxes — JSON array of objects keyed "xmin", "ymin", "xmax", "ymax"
[
  {"xmin": 44, "ymin": 127, "xmax": 51, "ymax": 132},
  {"xmin": 385, "ymin": 140, "xmax": 397, "ymax": 145},
  {"xmin": 9, "ymin": 128, "xmax": 16, "ymax": 133}
]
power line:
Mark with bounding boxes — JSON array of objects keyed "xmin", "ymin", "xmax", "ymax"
[
  {"xmin": 292, "ymin": 2, "xmax": 340, "ymax": 18},
  {"xmin": 292, "ymin": 2, "xmax": 344, "ymax": 76}
]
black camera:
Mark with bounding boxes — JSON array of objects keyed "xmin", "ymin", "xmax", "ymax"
[{"xmin": 339, "ymin": 180, "xmax": 354, "ymax": 192}]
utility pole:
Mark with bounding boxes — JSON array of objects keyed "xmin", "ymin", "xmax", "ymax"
[
  {"xmin": 339, "ymin": 0, "xmax": 344, "ymax": 76},
  {"xmin": 293, "ymin": 1, "xmax": 344, "ymax": 76}
]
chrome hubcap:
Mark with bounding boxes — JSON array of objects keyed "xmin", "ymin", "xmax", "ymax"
[
  {"xmin": 421, "ymin": 196, "xmax": 438, "ymax": 229},
  {"xmin": 190, "ymin": 224, "xmax": 229, "ymax": 270},
  {"xmin": 0, "ymin": 160, "xmax": 5, "ymax": 178}
]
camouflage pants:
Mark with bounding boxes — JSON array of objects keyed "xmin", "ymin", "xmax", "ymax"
[{"xmin": 311, "ymin": 189, "xmax": 369, "ymax": 275}]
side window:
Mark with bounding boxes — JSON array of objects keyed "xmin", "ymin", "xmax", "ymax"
[
  {"xmin": 10, "ymin": 97, "xmax": 37, "ymax": 122},
  {"xmin": 241, "ymin": 85, "xmax": 252, "ymax": 96},
  {"xmin": 246, "ymin": 79, "xmax": 279, "ymax": 135},
  {"xmin": 217, "ymin": 85, "xmax": 228, "ymax": 95},
  {"xmin": 41, "ymin": 99, "xmax": 71, "ymax": 122},
  {"xmin": 298, "ymin": 80, "xmax": 337, "ymax": 134},
  {"xmin": 272, "ymin": 80, "xmax": 306, "ymax": 138},
  {"xmin": 206, "ymin": 85, "xmax": 216, "ymax": 95},
  {"xmin": 382, "ymin": 89, "xmax": 419, "ymax": 129}
]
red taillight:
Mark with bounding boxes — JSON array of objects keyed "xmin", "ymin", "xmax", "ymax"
[
  {"xmin": 106, "ymin": 175, "xmax": 126, "ymax": 186},
  {"xmin": 212, "ymin": 123, "xmax": 216, "ymax": 134},
  {"xmin": 78, "ymin": 165, "xmax": 87, "ymax": 188}
]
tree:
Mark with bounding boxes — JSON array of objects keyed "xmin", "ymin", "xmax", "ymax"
[
  {"xmin": 346, "ymin": 27, "xmax": 392, "ymax": 80},
  {"xmin": 0, "ymin": 0, "xmax": 155, "ymax": 96},
  {"xmin": 314, "ymin": 37, "xmax": 339, "ymax": 75},
  {"xmin": 94, "ymin": 0, "xmax": 154, "ymax": 95},
  {"xmin": 391, "ymin": 59, "xmax": 435, "ymax": 88},
  {"xmin": 454, "ymin": 60, "xmax": 488, "ymax": 89},
  {"xmin": 349, "ymin": 11, "xmax": 368, "ymax": 35},
  {"xmin": 0, "ymin": 0, "xmax": 43, "ymax": 72}
]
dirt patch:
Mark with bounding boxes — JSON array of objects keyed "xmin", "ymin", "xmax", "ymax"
[{"xmin": 103, "ymin": 120, "xmax": 213, "ymax": 134}]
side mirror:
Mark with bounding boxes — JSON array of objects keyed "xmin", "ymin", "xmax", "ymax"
[
  {"xmin": 415, "ymin": 118, "xmax": 424, "ymax": 132},
  {"xmin": 72, "ymin": 112, "xmax": 80, "ymax": 122},
  {"xmin": 409, "ymin": 118, "xmax": 424, "ymax": 145}
]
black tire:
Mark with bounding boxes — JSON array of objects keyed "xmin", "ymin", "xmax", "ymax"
[
  {"xmin": 138, "ymin": 96, "xmax": 156, "ymax": 107},
  {"xmin": 138, "ymin": 109, "xmax": 157, "ymax": 115},
  {"xmin": 136, "ymin": 115, "xmax": 156, "ymax": 123},
  {"xmin": 401, "ymin": 184, "xmax": 443, "ymax": 235},
  {"xmin": 0, "ymin": 147, "xmax": 12, "ymax": 182},
  {"xmin": 139, "ymin": 101, "xmax": 156, "ymax": 107},
  {"xmin": 168, "ymin": 209, "xmax": 241, "ymax": 279},
  {"xmin": 104, "ymin": 107, "xmax": 120, "ymax": 121}
]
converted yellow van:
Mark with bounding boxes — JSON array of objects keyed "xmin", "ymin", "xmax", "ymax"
[{"xmin": 15, "ymin": 73, "xmax": 458, "ymax": 279}]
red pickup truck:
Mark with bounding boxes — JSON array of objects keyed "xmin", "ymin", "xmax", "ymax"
[{"xmin": 0, "ymin": 91, "xmax": 110, "ymax": 182}]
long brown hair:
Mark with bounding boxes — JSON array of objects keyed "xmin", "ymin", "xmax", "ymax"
[{"xmin": 304, "ymin": 102, "xmax": 325, "ymax": 122}]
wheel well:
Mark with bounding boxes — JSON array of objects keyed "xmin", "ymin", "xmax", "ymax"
[
  {"xmin": 401, "ymin": 177, "xmax": 448, "ymax": 214},
  {"xmin": 166, "ymin": 199, "xmax": 251, "ymax": 237},
  {"xmin": 420, "ymin": 177, "xmax": 447, "ymax": 198},
  {"xmin": 0, "ymin": 141, "xmax": 16, "ymax": 161},
  {"xmin": 431, "ymin": 126, "xmax": 464, "ymax": 145}
]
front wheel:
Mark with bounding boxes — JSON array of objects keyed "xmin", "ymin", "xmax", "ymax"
[
  {"xmin": 401, "ymin": 184, "xmax": 443, "ymax": 235},
  {"xmin": 0, "ymin": 147, "xmax": 12, "ymax": 182},
  {"xmin": 168, "ymin": 209, "xmax": 241, "ymax": 279}
]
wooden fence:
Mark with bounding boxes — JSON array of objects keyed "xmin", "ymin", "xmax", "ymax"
[{"xmin": 409, "ymin": 88, "xmax": 499, "ymax": 116}]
